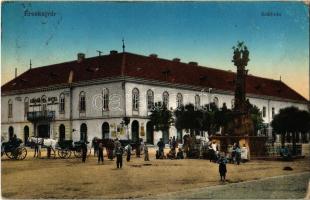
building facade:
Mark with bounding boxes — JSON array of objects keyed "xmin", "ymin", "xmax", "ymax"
[{"xmin": 2, "ymin": 51, "xmax": 309, "ymax": 145}]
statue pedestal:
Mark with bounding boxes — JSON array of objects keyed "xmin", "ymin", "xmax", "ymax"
[{"xmin": 210, "ymin": 135, "xmax": 267, "ymax": 160}]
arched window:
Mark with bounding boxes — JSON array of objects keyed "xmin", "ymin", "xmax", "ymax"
[
  {"xmin": 176, "ymin": 93, "xmax": 183, "ymax": 108},
  {"xmin": 24, "ymin": 97, "xmax": 29, "ymax": 116},
  {"xmin": 41, "ymin": 95, "xmax": 47, "ymax": 111},
  {"xmin": 195, "ymin": 95, "xmax": 200, "ymax": 109},
  {"xmin": 8, "ymin": 99, "xmax": 13, "ymax": 118},
  {"xmin": 132, "ymin": 88, "xmax": 139, "ymax": 111},
  {"xmin": 59, "ymin": 93, "xmax": 65, "ymax": 113},
  {"xmin": 79, "ymin": 91, "xmax": 86, "ymax": 112},
  {"xmin": 103, "ymin": 88, "xmax": 109, "ymax": 110},
  {"xmin": 59, "ymin": 124, "xmax": 65, "ymax": 141},
  {"xmin": 80, "ymin": 123, "xmax": 87, "ymax": 141},
  {"xmin": 163, "ymin": 91, "xmax": 169, "ymax": 108},
  {"xmin": 147, "ymin": 89, "xmax": 154, "ymax": 111},
  {"xmin": 213, "ymin": 97, "xmax": 219, "ymax": 108}
]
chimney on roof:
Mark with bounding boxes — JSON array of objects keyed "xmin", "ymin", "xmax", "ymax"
[
  {"xmin": 172, "ymin": 58, "xmax": 181, "ymax": 62},
  {"xmin": 188, "ymin": 61, "xmax": 198, "ymax": 66},
  {"xmin": 15, "ymin": 68, "xmax": 17, "ymax": 78},
  {"xmin": 110, "ymin": 50, "xmax": 118, "ymax": 55},
  {"xmin": 77, "ymin": 53, "xmax": 85, "ymax": 63},
  {"xmin": 149, "ymin": 54, "xmax": 158, "ymax": 58}
]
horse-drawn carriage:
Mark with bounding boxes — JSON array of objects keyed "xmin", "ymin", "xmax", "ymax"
[
  {"xmin": 1, "ymin": 138, "xmax": 27, "ymax": 160},
  {"xmin": 57, "ymin": 140, "xmax": 91, "ymax": 159}
]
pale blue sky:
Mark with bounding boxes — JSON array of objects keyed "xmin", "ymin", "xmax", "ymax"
[{"xmin": 2, "ymin": 1, "xmax": 309, "ymax": 99}]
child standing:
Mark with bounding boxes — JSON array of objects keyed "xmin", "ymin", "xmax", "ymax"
[
  {"xmin": 144, "ymin": 142, "xmax": 149, "ymax": 161},
  {"xmin": 218, "ymin": 154, "xmax": 227, "ymax": 181}
]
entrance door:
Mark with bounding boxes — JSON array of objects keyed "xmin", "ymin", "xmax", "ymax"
[
  {"xmin": 24, "ymin": 126, "xmax": 29, "ymax": 145},
  {"xmin": 102, "ymin": 122, "xmax": 110, "ymax": 139},
  {"xmin": 131, "ymin": 120, "xmax": 139, "ymax": 142},
  {"xmin": 146, "ymin": 122, "xmax": 154, "ymax": 144},
  {"xmin": 38, "ymin": 124, "xmax": 49, "ymax": 138},
  {"xmin": 163, "ymin": 130, "xmax": 169, "ymax": 144},
  {"xmin": 80, "ymin": 123, "xmax": 88, "ymax": 142},
  {"xmin": 8, "ymin": 126, "xmax": 14, "ymax": 140}
]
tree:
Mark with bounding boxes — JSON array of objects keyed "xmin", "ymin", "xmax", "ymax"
[
  {"xmin": 271, "ymin": 106, "xmax": 310, "ymax": 155},
  {"xmin": 174, "ymin": 103, "xmax": 203, "ymax": 136},
  {"xmin": 149, "ymin": 102, "xmax": 173, "ymax": 143}
]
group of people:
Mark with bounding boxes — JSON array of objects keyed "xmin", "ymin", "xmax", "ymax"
[
  {"xmin": 156, "ymin": 136, "xmax": 184, "ymax": 160},
  {"xmin": 88, "ymin": 138, "xmax": 151, "ymax": 168}
]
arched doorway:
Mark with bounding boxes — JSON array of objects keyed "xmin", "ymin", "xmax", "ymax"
[
  {"xmin": 59, "ymin": 124, "xmax": 65, "ymax": 141},
  {"xmin": 146, "ymin": 122, "xmax": 154, "ymax": 144},
  {"xmin": 131, "ymin": 120, "xmax": 139, "ymax": 142},
  {"xmin": 38, "ymin": 124, "xmax": 50, "ymax": 138},
  {"xmin": 80, "ymin": 123, "xmax": 88, "ymax": 141},
  {"xmin": 102, "ymin": 122, "xmax": 110, "ymax": 139},
  {"xmin": 8, "ymin": 126, "xmax": 14, "ymax": 140},
  {"xmin": 24, "ymin": 126, "xmax": 29, "ymax": 145}
]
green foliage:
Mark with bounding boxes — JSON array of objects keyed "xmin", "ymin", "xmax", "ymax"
[
  {"xmin": 271, "ymin": 106, "xmax": 310, "ymax": 151},
  {"xmin": 247, "ymin": 103, "xmax": 264, "ymax": 134},
  {"xmin": 149, "ymin": 102, "xmax": 173, "ymax": 132}
]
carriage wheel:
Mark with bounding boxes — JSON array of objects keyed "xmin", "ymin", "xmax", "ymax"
[
  {"xmin": 58, "ymin": 149, "xmax": 71, "ymax": 159},
  {"xmin": 74, "ymin": 149, "xmax": 82, "ymax": 158},
  {"xmin": 5, "ymin": 151, "xmax": 14, "ymax": 159},
  {"xmin": 17, "ymin": 147, "xmax": 27, "ymax": 160}
]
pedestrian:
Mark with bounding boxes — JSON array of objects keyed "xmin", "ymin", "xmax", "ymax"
[
  {"xmin": 92, "ymin": 137, "xmax": 99, "ymax": 157},
  {"xmin": 144, "ymin": 142, "xmax": 149, "ymax": 161},
  {"xmin": 168, "ymin": 137, "xmax": 172, "ymax": 149},
  {"xmin": 217, "ymin": 154, "xmax": 227, "ymax": 181},
  {"xmin": 136, "ymin": 139, "xmax": 141, "ymax": 158},
  {"xmin": 125, "ymin": 143, "xmax": 132, "ymax": 162},
  {"xmin": 172, "ymin": 136, "xmax": 177, "ymax": 150},
  {"xmin": 98, "ymin": 142, "xmax": 104, "ymax": 164},
  {"xmin": 115, "ymin": 145, "xmax": 123, "ymax": 168},
  {"xmin": 81, "ymin": 141, "xmax": 88, "ymax": 163},
  {"xmin": 235, "ymin": 144, "xmax": 241, "ymax": 165},
  {"xmin": 157, "ymin": 138, "xmax": 165, "ymax": 159}
]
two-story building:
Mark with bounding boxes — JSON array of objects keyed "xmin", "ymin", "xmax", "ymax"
[{"xmin": 1, "ymin": 50, "xmax": 309, "ymax": 145}]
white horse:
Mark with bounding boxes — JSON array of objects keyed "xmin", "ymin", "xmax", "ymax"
[{"xmin": 28, "ymin": 137, "xmax": 58, "ymax": 158}]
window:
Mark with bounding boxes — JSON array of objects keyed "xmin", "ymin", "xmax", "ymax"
[
  {"xmin": 59, "ymin": 124, "xmax": 65, "ymax": 141},
  {"xmin": 24, "ymin": 97, "xmax": 29, "ymax": 116},
  {"xmin": 195, "ymin": 95, "xmax": 200, "ymax": 109},
  {"xmin": 147, "ymin": 89, "xmax": 154, "ymax": 111},
  {"xmin": 103, "ymin": 88, "xmax": 109, "ymax": 110},
  {"xmin": 262, "ymin": 106, "xmax": 266, "ymax": 118},
  {"xmin": 176, "ymin": 93, "xmax": 183, "ymax": 108},
  {"xmin": 41, "ymin": 95, "xmax": 47, "ymax": 111},
  {"xmin": 272, "ymin": 107, "xmax": 275, "ymax": 118},
  {"xmin": 8, "ymin": 99, "xmax": 13, "ymax": 118},
  {"xmin": 79, "ymin": 91, "xmax": 86, "ymax": 112},
  {"xmin": 213, "ymin": 97, "xmax": 219, "ymax": 108},
  {"xmin": 59, "ymin": 93, "xmax": 65, "ymax": 113},
  {"xmin": 132, "ymin": 88, "xmax": 139, "ymax": 111},
  {"xmin": 163, "ymin": 91, "xmax": 169, "ymax": 108}
]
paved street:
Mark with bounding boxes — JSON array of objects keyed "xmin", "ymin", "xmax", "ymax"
[{"xmin": 154, "ymin": 172, "xmax": 310, "ymax": 199}]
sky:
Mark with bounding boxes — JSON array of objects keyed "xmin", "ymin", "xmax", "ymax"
[{"xmin": 1, "ymin": 1, "xmax": 309, "ymax": 100}]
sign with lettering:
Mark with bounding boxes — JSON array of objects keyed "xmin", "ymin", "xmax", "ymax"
[{"xmin": 30, "ymin": 96, "xmax": 58, "ymax": 105}]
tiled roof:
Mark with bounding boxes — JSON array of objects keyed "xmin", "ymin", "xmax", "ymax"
[{"xmin": 1, "ymin": 52, "xmax": 308, "ymax": 102}]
